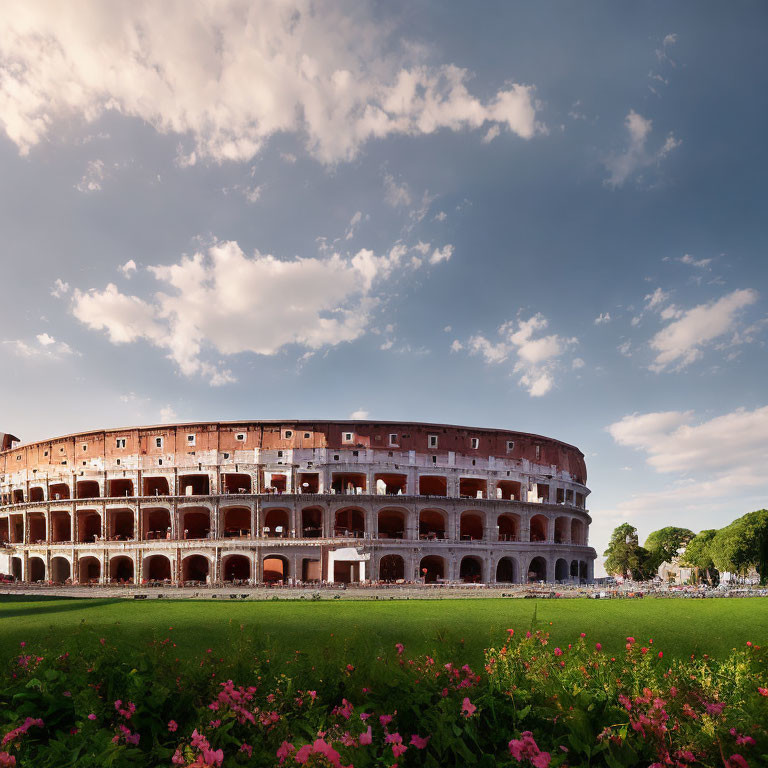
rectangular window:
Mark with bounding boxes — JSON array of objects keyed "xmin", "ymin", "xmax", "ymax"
[
  {"xmin": 470, "ymin": 437, "xmax": 479, "ymax": 449},
  {"xmin": 388, "ymin": 433, "xmax": 398, "ymax": 446},
  {"xmin": 432, "ymin": 455, "xmax": 437, "ymax": 464},
  {"xmin": 187, "ymin": 434, "xmax": 196, "ymax": 445},
  {"xmin": 428, "ymin": 434, "xmax": 438, "ymax": 448},
  {"xmin": 235, "ymin": 432, "xmax": 246, "ymax": 442},
  {"xmin": 277, "ymin": 450, "xmax": 284, "ymax": 458},
  {"xmin": 506, "ymin": 441, "xmax": 514, "ymax": 452},
  {"xmin": 155, "ymin": 437, "xmax": 163, "ymax": 449},
  {"xmin": 82, "ymin": 444, "xmax": 88, "ymax": 451},
  {"xmin": 535, "ymin": 445, "xmax": 541, "ymax": 461},
  {"xmin": 342, "ymin": 432, "xmax": 354, "ymax": 443},
  {"xmin": 43, "ymin": 450, "xmax": 48, "ymax": 457},
  {"xmin": 116, "ymin": 438, "xmax": 126, "ymax": 449}
]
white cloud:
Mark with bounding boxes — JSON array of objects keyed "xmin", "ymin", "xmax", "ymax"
[
  {"xmin": 51, "ymin": 278, "xmax": 70, "ymax": 298},
  {"xmin": 159, "ymin": 405, "xmax": 179, "ymax": 423},
  {"xmin": 75, "ymin": 159, "xmax": 105, "ymax": 192},
  {"xmin": 594, "ymin": 312, "xmax": 611, "ymax": 325},
  {"xmin": 482, "ymin": 124, "xmax": 500, "ymax": 143},
  {"xmin": 345, "ymin": 211, "xmax": 363, "ymax": 240},
  {"xmin": 243, "ymin": 184, "xmax": 263, "ymax": 203},
  {"xmin": 644, "ymin": 287, "xmax": 669, "ymax": 310},
  {"xmin": 71, "ymin": 237, "xmax": 449, "ymax": 385},
  {"xmin": 35, "ymin": 333, "xmax": 55, "ymax": 346},
  {"xmin": 571, "ymin": 357, "xmax": 585, "ymax": 369},
  {"xmin": 429, "ymin": 244, "xmax": 453, "ymax": 265},
  {"xmin": 649, "ymin": 288, "xmax": 759, "ymax": 371},
  {"xmin": 679, "ymin": 253, "xmax": 712, "ymax": 270},
  {"xmin": 0, "ymin": 2, "xmax": 542, "ymax": 164},
  {"xmin": 617, "ymin": 340, "xmax": 632, "ymax": 357},
  {"xmin": 119, "ymin": 259, "xmax": 137, "ymax": 277},
  {"xmin": 3, "ymin": 334, "xmax": 75, "ymax": 359},
  {"xmin": 413, "ymin": 241, "xmax": 431, "ymax": 255},
  {"xmin": 384, "ymin": 174, "xmax": 412, "ymax": 207},
  {"xmin": 348, "ymin": 409, "xmax": 369, "ymax": 419},
  {"xmin": 433, "ymin": 211, "xmax": 447, "ymax": 222},
  {"xmin": 662, "ymin": 33, "xmax": 678, "ymax": 47},
  {"xmin": 460, "ymin": 313, "xmax": 577, "ymax": 396},
  {"xmin": 604, "ymin": 110, "xmax": 680, "ymax": 188}
]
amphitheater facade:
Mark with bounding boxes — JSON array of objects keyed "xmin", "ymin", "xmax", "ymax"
[{"xmin": 0, "ymin": 421, "xmax": 596, "ymax": 586}]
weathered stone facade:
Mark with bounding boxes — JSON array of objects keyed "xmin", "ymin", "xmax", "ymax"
[{"xmin": 0, "ymin": 420, "xmax": 596, "ymax": 585}]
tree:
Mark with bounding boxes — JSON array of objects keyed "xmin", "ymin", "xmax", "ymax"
[
  {"xmin": 603, "ymin": 523, "xmax": 652, "ymax": 580},
  {"xmin": 679, "ymin": 529, "xmax": 719, "ymax": 585},
  {"xmin": 644, "ymin": 526, "xmax": 695, "ymax": 573},
  {"xmin": 710, "ymin": 510, "xmax": 768, "ymax": 583}
]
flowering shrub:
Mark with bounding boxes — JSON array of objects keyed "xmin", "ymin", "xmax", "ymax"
[{"xmin": 0, "ymin": 626, "xmax": 765, "ymax": 766}]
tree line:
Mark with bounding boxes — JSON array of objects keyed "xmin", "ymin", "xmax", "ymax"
[{"xmin": 602, "ymin": 509, "xmax": 768, "ymax": 584}]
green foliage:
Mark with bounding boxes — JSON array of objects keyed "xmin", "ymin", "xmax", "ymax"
[
  {"xmin": 680, "ymin": 529, "xmax": 719, "ymax": 584},
  {"xmin": 710, "ymin": 510, "xmax": 768, "ymax": 583},
  {"xmin": 643, "ymin": 526, "xmax": 695, "ymax": 572},
  {"xmin": 603, "ymin": 524, "xmax": 652, "ymax": 579}
]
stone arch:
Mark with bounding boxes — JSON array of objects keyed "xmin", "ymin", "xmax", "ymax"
[
  {"xmin": 419, "ymin": 508, "xmax": 447, "ymax": 539},
  {"xmin": 554, "ymin": 517, "xmax": 570, "ymax": 544},
  {"xmin": 459, "ymin": 555, "xmax": 483, "ymax": 583},
  {"xmin": 221, "ymin": 506, "xmax": 251, "ymax": 537},
  {"xmin": 49, "ymin": 482, "xmax": 70, "ymax": 500},
  {"xmin": 527, "ymin": 556, "xmax": 547, "ymax": 582},
  {"xmin": 555, "ymin": 558, "xmax": 569, "ymax": 581},
  {"xmin": 28, "ymin": 513, "xmax": 46, "ymax": 543},
  {"xmin": 29, "ymin": 486, "xmax": 45, "ymax": 503},
  {"xmin": 28, "ymin": 556, "xmax": 46, "ymax": 582},
  {"xmin": 222, "ymin": 554, "xmax": 251, "ymax": 582},
  {"xmin": 109, "ymin": 555, "xmax": 134, "ymax": 583},
  {"xmin": 182, "ymin": 553, "xmax": 210, "ymax": 583},
  {"xmin": 570, "ymin": 559, "xmax": 579, "ymax": 578},
  {"xmin": 420, "ymin": 555, "xmax": 445, "ymax": 584},
  {"xmin": 50, "ymin": 510, "xmax": 72, "ymax": 542},
  {"xmin": 107, "ymin": 508, "xmax": 135, "ymax": 539},
  {"xmin": 263, "ymin": 508, "xmax": 289, "ymax": 537},
  {"xmin": 377, "ymin": 508, "xmax": 406, "ymax": 539},
  {"xmin": 378, "ymin": 554, "xmax": 405, "ymax": 582},
  {"xmin": 143, "ymin": 554, "xmax": 172, "ymax": 582},
  {"xmin": 571, "ymin": 519, "xmax": 585, "ymax": 546},
  {"xmin": 50, "ymin": 555, "xmax": 71, "ymax": 583},
  {"xmin": 301, "ymin": 506, "xmax": 323, "ymax": 537},
  {"xmin": 529, "ymin": 514, "xmax": 548, "ymax": 542},
  {"xmin": 180, "ymin": 507, "xmax": 211, "ymax": 539},
  {"xmin": 334, "ymin": 507, "xmax": 365, "ymax": 537},
  {"xmin": 460, "ymin": 511, "xmax": 484, "ymax": 541},
  {"xmin": 497, "ymin": 513, "xmax": 520, "ymax": 541},
  {"xmin": 579, "ymin": 560, "xmax": 588, "ymax": 580},
  {"xmin": 143, "ymin": 507, "xmax": 172, "ymax": 540},
  {"xmin": 496, "ymin": 556, "xmax": 519, "ymax": 583},
  {"xmin": 262, "ymin": 554, "xmax": 289, "ymax": 583},
  {"xmin": 11, "ymin": 556, "xmax": 22, "ymax": 581},
  {"xmin": 76, "ymin": 480, "xmax": 100, "ymax": 499},
  {"xmin": 78, "ymin": 556, "xmax": 101, "ymax": 583},
  {"xmin": 77, "ymin": 510, "xmax": 101, "ymax": 543}
]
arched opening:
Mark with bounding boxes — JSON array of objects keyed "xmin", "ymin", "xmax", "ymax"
[
  {"xmin": 498, "ymin": 513, "xmax": 520, "ymax": 541},
  {"xmin": 529, "ymin": 514, "xmax": 548, "ymax": 542},
  {"xmin": 420, "ymin": 555, "xmax": 445, "ymax": 584},
  {"xmin": 459, "ymin": 477, "xmax": 487, "ymax": 499},
  {"xmin": 222, "ymin": 555, "xmax": 251, "ymax": 582},
  {"xmin": 377, "ymin": 509, "xmax": 405, "ymax": 539},
  {"xmin": 181, "ymin": 508, "xmax": 211, "ymax": 539},
  {"xmin": 143, "ymin": 476, "xmax": 170, "ymax": 497},
  {"xmin": 51, "ymin": 556, "xmax": 71, "ymax": 584},
  {"xmin": 11, "ymin": 556, "xmax": 22, "ymax": 581},
  {"xmin": 374, "ymin": 473, "xmax": 407, "ymax": 495},
  {"xmin": 554, "ymin": 517, "xmax": 570, "ymax": 544},
  {"xmin": 298, "ymin": 472, "xmax": 319, "ymax": 494},
  {"xmin": 333, "ymin": 559, "xmax": 362, "ymax": 583},
  {"xmin": 29, "ymin": 557, "xmax": 46, "ymax": 582},
  {"xmin": 79, "ymin": 556, "xmax": 101, "ymax": 584},
  {"xmin": 262, "ymin": 556, "xmax": 288, "ymax": 583},
  {"xmin": 460, "ymin": 556, "xmax": 483, "ymax": 583},
  {"xmin": 419, "ymin": 476, "xmax": 447, "ymax": 496},
  {"xmin": 555, "ymin": 558, "xmax": 569, "ymax": 581},
  {"xmin": 221, "ymin": 473, "xmax": 252, "ymax": 494},
  {"xmin": 496, "ymin": 557, "xmax": 518, "ymax": 583},
  {"xmin": 11, "ymin": 489, "xmax": 24, "ymax": 504},
  {"xmin": 535, "ymin": 484, "xmax": 550, "ymax": 502},
  {"xmin": 579, "ymin": 561, "xmax": 588, "ymax": 580},
  {"xmin": 107, "ymin": 479, "xmax": 134, "ymax": 497},
  {"xmin": 108, "ymin": 508, "xmax": 135, "ymax": 540},
  {"xmin": 10, "ymin": 515, "xmax": 24, "ymax": 543},
  {"xmin": 497, "ymin": 480, "xmax": 522, "ymax": 501},
  {"xmin": 0, "ymin": 518, "xmax": 8, "ymax": 543},
  {"xmin": 50, "ymin": 511, "xmax": 72, "ymax": 542},
  {"xmin": 76, "ymin": 480, "xmax": 100, "ymax": 499},
  {"xmin": 49, "ymin": 482, "xmax": 70, "ymax": 500},
  {"xmin": 379, "ymin": 554, "xmax": 405, "ymax": 582},
  {"xmin": 419, "ymin": 509, "xmax": 446, "ymax": 540},
  {"xmin": 28, "ymin": 513, "xmax": 46, "ymax": 543},
  {"xmin": 143, "ymin": 508, "xmax": 171, "ymax": 540},
  {"xmin": 182, "ymin": 554, "xmax": 209, "ymax": 583},
  {"xmin": 144, "ymin": 555, "xmax": 172, "ymax": 582},
  {"xmin": 29, "ymin": 486, "xmax": 45, "ymax": 503},
  {"xmin": 77, "ymin": 510, "xmax": 101, "ymax": 542},
  {"xmin": 302, "ymin": 558, "xmax": 321, "ymax": 581},
  {"xmin": 301, "ymin": 507, "xmax": 323, "ymax": 537},
  {"xmin": 109, "ymin": 556, "xmax": 134, "ymax": 583},
  {"xmin": 263, "ymin": 508, "xmax": 289, "ymax": 537},
  {"xmin": 571, "ymin": 519, "xmax": 585, "ymax": 546},
  {"xmin": 528, "ymin": 556, "xmax": 547, "ymax": 583},
  {"xmin": 460, "ymin": 512, "xmax": 484, "ymax": 541},
  {"xmin": 331, "ymin": 473, "xmax": 366, "ymax": 495},
  {"xmin": 178, "ymin": 475, "xmax": 210, "ymax": 496},
  {"xmin": 570, "ymin": 560, "xmax": 579, "ymax": 578},
  {"xmin": 222, "ymin": 507, "xmax": 251, "ymax": 538},
  {"xmin": 334, "ymin": 508, "xmax": 365, "ymax": 537}
]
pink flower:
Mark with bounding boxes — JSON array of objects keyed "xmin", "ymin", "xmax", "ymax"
[
  {"xmin": 410, "ymin": 734, "xmax": 430, "ymax": 749},
  {"xmin": 380, "ymin": 714, "xmax": 393, "ymax": 727},
  {"xmin": 758, "ymin": 688, "xmax": 768, "ymax": 697},
  {"xmin": 19, "ymin": 642, "xmax": 25, "ymax": 648},
  {"xmin": 553, "ymin": 647, "xmax": 563, "ymax": 657},
  {"xmin": 626, "ymin": 637, "xmax": 635, "ymax": 645},
  {"xmin": 294, "ymin": 744, "xmax": 312, "ymax": 765},
  {"xmin": 727, "ymin": 755, "xmax": 749, "ymax": 768},
  {"xmin": 461, "ymin": 697, "xmax": 477, "ymax": 718},
  {"xmin": 240, "ymin": 743, "xmax": 253, "ymax": 757},
  {"xmin": 395, "ymin": 643, "xmax": 404, "ymax": 655},
  {"xmin": 658, "ymin": 651, "xmax": 663, "ymax": 658},
  {"xmin": 171, "ymin": 749, "xmax": 185, "ymax": 765},
  {"xmin": 359, "ymin": 726, "xmax": 373, "ymax": 745},
  {"xmin": 167, "ymin": 720, "xmax": 178, "ymax": 732},
  {"xmin": 0, "ymin": 752, "xmax": 16, "ymax": 767},
  {"xmin": 276, "ymin": 741, "xmax": 294, "ymax": 764},
  {"xmin": 87, "ymin": 714, "xmax": 96, "ymax": 721},
  {"xmin": 392, "ymin": 743, "xmax": 407, "ymax": 758},
  {"xmin": 705, "ymin": 701, "xmax": 726, "ymax": 717},
  {"xmin": 202, "ymin": 748, "xmax": 224, "ymax": 766},
  {"xmin": 580, "ymin": 632, "xmax": 586, "ymax": 638},
  {"xmin": 595, "ymin": 643, "xmax": 602, "ymax": 651},
  {"xmin": 509, "ymin": 731, "xmax": 550, "ymax": 767}
]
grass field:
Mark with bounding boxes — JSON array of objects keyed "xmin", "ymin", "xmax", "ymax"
[{"xmin": 2, "ymin": 595, "xmax": 766, "ymax": 665}]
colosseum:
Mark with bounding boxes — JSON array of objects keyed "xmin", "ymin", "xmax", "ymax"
[{"xmin": 0, "ymin": 421, "xmax": 596, "ymax": 587}]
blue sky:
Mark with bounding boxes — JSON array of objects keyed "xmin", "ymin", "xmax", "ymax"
[{"xmin": 1, "ymin": 1, "xmax": 766, "ymax": 571}]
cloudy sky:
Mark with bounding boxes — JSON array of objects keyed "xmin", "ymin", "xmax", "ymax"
[{"xmin": 1, "ymin": 1, "xmax": 766, "ymax": 571}]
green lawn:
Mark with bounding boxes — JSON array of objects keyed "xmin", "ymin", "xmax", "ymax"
[{"xmin": 1, "ymin": 596, "xmax": 766, "ymax": 665}]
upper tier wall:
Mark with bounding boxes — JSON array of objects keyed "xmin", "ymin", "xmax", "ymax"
[{"xmin": 0, "ymin": 421, "xmax": 587, "ymax": 484}]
